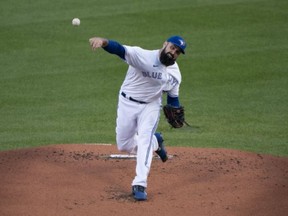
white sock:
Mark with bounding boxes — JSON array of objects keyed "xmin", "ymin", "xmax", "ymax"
[{"xmin": 152, "ymin": 135, "xmax": 159, "ymax": 151}]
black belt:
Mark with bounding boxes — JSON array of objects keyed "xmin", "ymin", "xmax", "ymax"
[{"xmin": 121, "ymin": 92, "xmax": 147, "ymax": 104}]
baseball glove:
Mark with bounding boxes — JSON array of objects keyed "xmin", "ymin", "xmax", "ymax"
[{"xmin": 163, "ymin": 104, "xmax": 186, "ymax": 128}]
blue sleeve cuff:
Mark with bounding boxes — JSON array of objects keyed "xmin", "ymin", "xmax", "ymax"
[
  {"xmin": 167, "ymin": 95, "xmax": 180, "ymax": 107},
  {"xmin": 103, "ymin": 40, "xmax": 125, "ymax": 60}
]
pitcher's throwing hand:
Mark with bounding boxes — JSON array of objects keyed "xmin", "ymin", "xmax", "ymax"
[{"xmin": 89, "ymin": 37, "xmax": 108, "ymax": 50}]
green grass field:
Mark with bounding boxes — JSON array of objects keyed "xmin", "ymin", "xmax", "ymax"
[{"xmin": 0, "ymin": 0, "xmax": 287, "ymax": 156}]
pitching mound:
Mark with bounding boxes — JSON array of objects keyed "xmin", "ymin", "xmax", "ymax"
[{"xmin": 0, "ymin": 144, "xmax": 287, "ymax": 216}]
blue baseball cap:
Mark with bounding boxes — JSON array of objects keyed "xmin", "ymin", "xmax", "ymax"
[{"xmin": 167, "ymin": 35, "xmax": 186, "ymax": 54}]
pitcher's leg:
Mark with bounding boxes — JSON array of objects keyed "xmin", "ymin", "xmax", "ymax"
[
  {"xmin": 132, "ymin": 132, "xmax": 154, "ymax": 187},
  {"xmin": 116, "ymin": 96, "xmax": 138, "ymax": 153},
  {"xmin": 132, "ymin": 105, "xmax": 160, "ymax": 188}
]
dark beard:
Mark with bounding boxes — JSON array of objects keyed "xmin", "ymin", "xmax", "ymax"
[{"xmin": 160, "ymin": 49, "xmax": 175, "ymax": 66}]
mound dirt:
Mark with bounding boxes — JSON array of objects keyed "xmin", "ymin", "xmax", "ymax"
[{"xmin": 0, "ymin": 144, "xmax": 287, "ymax": 216}]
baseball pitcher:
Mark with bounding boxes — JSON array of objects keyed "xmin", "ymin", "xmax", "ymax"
[{"xmin": 89, "ymin": 35, "xmax": 187, "ymax": 201}]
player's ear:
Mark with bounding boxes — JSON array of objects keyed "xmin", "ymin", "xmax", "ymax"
[{"xmin": 162, "ymin": 41, "xmax": 168, "ymax": 48}]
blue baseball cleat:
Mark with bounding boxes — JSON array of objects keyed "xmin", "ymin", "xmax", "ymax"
[
  {"xmin": 132, "ymin": 185, "xmax": 147, "ymax": 201},
  {"xmin": 154, "ymin": 132, "xmax": 168, "ymax": 162}
]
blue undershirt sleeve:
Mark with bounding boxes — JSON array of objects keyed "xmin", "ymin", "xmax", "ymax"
[
  {"xmin": 167, "ymin": 95, "xmax": 180, "ymax": 107},
  {"xmin": 103, "ymin": 40, "xmax": 126, "ymax": 60}
]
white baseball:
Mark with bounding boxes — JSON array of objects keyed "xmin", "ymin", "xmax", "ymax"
[{"xmin": 72, "ymin": 18, "xmax": 80, "ymax": 26}]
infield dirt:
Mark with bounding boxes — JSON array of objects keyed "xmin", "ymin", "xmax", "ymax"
[{"xmin": 0, "ymin": 144, "xmax": 287, "ymax": 216}]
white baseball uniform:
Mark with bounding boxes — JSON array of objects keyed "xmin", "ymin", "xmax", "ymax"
[{"xmin": 116, "ymin": 45, "xmax": 181, "ymax": 188}]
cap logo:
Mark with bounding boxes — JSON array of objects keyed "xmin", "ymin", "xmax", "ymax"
[{"xmin": 179, "ymin": 39, "xmax": 185, "ymax": 46}]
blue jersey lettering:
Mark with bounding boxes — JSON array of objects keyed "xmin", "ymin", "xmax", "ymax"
[{"xmin": 142, "ymin": 71, "xmax": 162, "ymax": 80}]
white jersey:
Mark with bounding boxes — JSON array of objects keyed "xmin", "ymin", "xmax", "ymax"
[{"xmin": 120, "ymin": 45, "xmax": 182, "ymax": 103}]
